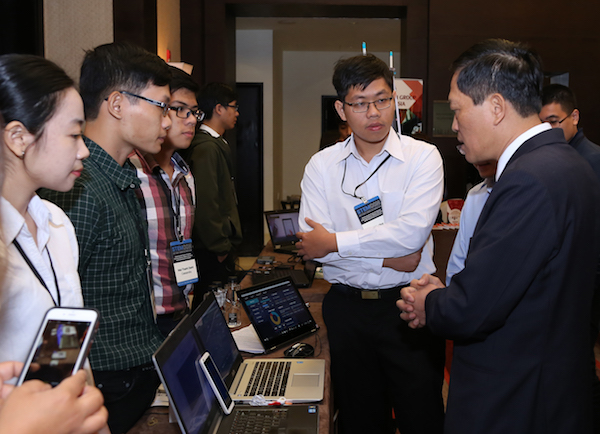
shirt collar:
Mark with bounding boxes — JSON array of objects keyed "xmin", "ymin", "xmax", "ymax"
[
  {"xmin": 171, "ymin": 152, "xmax": 190, "ymax": 175},
  {"xmin": 495, "ymin": 123, "xmax": 551, "ymax": 182},
  {"xmin": 336, "ymin": 128, "xmax": 404, "ymax": 164},
  {"xmin": 85, "ymin": 136, "xmax": 141, "ymax": 190},
  {"xmin": 1, "ymin": 195, "xmax": 52, "ymax": 248},
  {"xmin": 200, "ymin": 124, "xmax": 221, "ymax": 138}
]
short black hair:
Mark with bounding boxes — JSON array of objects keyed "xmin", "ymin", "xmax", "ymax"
[
  {"xmin": 0, "ymin": 54, "xmax": 74, "ymax": 139},
  {"xmin": 541, "ymin": 84, "xmax": 577, "ymax": 115},
  {"xmin": 197, "ymin": 82, "xmax": 237, "ymax": 121},
  {"xmin": 169, "ymin": 66, "xmax": 199, "ymax": 95},
  {"xmin": 451, "ymin": 39, "xmax": 544, "ymax": 118},
  {"xmin": 332, "ymin": 54, "xmax": 393, "ymax": 102},
  {"xmin": 80, "ymin": 42, "xmax": 172, "ymax": 120}
]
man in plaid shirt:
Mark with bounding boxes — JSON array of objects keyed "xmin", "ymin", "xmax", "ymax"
[
  {"xmin": 40, "ymin": 43, "xmax": 171, "ymax": 434},
  {"xmin": 130, "ymin": 66, "xmax": 201, "ymax": 337}
]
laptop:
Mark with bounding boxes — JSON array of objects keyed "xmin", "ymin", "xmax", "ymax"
[
  {"xmin": 152, "ymin": 317, "xmax": 319, "ymax": 434},
  {"xmin": 251, "ymin": 259, "xmax": 318, "ymax": 288},
  {"xmin": 191, "ymin": 289, "xmax": 325, "ymax": 403},
  {"xmin": 264, "ymin": 209, "xmax": 301, "ymax": 254}
]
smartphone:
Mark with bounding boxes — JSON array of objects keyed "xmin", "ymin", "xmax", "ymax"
[
  {"xmin": 17, "ymin": 307, "xmax": 100, "ymax": 387},
  {"xmin": 197, "ymin": 352, "xmax": 234, "ymax": 414}
]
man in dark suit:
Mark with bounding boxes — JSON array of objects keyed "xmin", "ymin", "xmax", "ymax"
[
  {"xmin": 540, "ymin": 83, "xmax": 600, "ymax": 433},
  {"xmin": 398, "ymin": 39, "xmax": 600, "ymax": 434}
]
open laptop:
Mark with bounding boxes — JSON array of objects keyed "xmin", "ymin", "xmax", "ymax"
[
  {"xmin": 152, "ymin": 317, "xmax": 319, "ymax": 434},
  {"xmin": 264, "ymin": 209, "xmax": 300, "ymax": 254},
  {"xmin": 191, "ymin": 289, "xmax": 325, "ymax": 403},
  {"xmin": 251, "ymin": 259, "xmax": 318, "ymax": 288}
]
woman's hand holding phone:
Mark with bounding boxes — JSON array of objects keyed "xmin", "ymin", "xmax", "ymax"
[{"xmin": 0, "ymin": 368, "xmax": 109, "ymax": 434}]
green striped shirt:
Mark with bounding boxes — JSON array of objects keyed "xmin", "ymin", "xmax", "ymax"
[{"xmin": 39, "ymin": 137, "xmax": 164, "ymax": 371}]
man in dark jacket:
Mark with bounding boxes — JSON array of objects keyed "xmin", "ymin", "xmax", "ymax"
[
  {"xmin": 540, "ymin": 83, "xmax": 600, "ymax": 433},
  {"xmin": 399, "ymin": 39, "xmax": 600, "ymax": 434},
  {"xmin": 180, "ymin": 83, "xmax": 242, "ymax": 309}
]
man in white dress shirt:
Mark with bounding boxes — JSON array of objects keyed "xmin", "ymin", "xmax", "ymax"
[{"xmin": 296, "ymin": 54, "xmax": 445, "ymax": 434}]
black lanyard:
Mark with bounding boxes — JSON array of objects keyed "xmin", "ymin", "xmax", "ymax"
[
  {"xmin": 13, "ymin": 239, "xmax": 61, "ymax": 307},
  {"xmin": 157, "ymin": 169, "xmax": 184, "ymax": 242},
  {"xmin": 341, "ymin": 153, "xmax": 392, "ymax": 202}
]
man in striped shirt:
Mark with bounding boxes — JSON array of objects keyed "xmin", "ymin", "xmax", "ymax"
[{"xmin": 130, "ymin": 66, "xmax": 201, "ymax": 337}]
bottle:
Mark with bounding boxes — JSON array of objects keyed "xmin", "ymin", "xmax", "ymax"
[
  {"xmin": 226, "ymin": 276, "xmax": 241, "ymax": 328},
  {"xmin": 212, "ymin": 280, "xmax": 226, "ymax": 309}
]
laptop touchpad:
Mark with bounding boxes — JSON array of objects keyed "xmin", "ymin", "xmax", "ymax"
[{"xmin": 292, "ymin": 374, "xmax": 320, "ymax": 387}]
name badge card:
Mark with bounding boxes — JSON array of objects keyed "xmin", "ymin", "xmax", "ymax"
[
  {"xmin": 170, "ymin": 239, "xmax": 199, "ymax": 287},
  {"xmin": 354, "ymin": 196, "xmax": 385, "ymax": 228}
]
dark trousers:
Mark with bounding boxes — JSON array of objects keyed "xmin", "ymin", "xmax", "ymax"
[
  {"xmin": 94, "ymin": 363, "xmax": 160, "ymax": 434},
  {"xmin": 323, "ymin": 285, "xmax": 445, "ymax": 434},
  {"xmin": 191, "ymin": 248, "xmax": 237, "ymax": 311}
]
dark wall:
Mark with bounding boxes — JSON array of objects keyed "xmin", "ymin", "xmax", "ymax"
[
  {"xmin": 113, "ymin": 0, "xmax": 158, "ymax": 52},
  {"xmin": 427, "ymin": 0, "xmax": 600, "ymax": 197},
  {"xmin": 0, "ymin": 0, "xmax": 43, "ymax": 55}
]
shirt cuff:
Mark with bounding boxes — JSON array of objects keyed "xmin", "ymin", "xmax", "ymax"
[{"xmin": 335, "ymin": 230, "xmax": 360, "ymax": 257}]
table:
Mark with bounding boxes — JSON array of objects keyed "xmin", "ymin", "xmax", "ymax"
[{"xmin": 127, "ymin": 242, "xmax": 334, "ymax": 434}]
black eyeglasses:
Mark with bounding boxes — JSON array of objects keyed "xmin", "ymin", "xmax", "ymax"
[
  {"xmin": 120, "ymin": 91, "xmax": 170, "ymax": 117},
  {"xmin": 169, "ymin": 106, "xmax": 205, "ymax": 122},
  {"xmin": 547, "ymin": 110, "xmax": 573, "ymax": 127},
  {"xmin": 225, "ymin": 103, "xmax": 239, "ymax": 111},
  {"xmin": 343, "ymin": 97, "xmax": 393, "ymax": 113}
]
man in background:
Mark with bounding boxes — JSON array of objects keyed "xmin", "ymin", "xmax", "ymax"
[
  {"xmin": 40, "ymin": 43, "xmax": 170, "ymax": 433},
  {"xmin": 180, "ymin": 82, "xmax": 242, "ymax": 309},
  {"xmin": 540, "ymin": 83, "xmax": 600, "ymax": 433},
  {"xmin": 130, "ymin": 66, "xmax": 201, "ymax": 337}
]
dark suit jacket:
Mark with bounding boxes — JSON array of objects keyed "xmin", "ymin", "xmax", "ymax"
[{"xmin": 426, "ymin": 128, "xmax": 600, "ymax": 434}]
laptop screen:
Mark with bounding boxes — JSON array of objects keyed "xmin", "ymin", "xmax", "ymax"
[
  {"xmin": 152, "ymin": 318, "xmax": 220, "ymax": 434},
  {"xmin": 265, "ymin": 210, "xmax": 300, "ymax": 245},
  {"xmin": 190, "ymin": 292, "xmax": 242, "ymax": 387},
  {"xmin": 238, "ymin": 278, "xmax": 318, "ymax": 351}
]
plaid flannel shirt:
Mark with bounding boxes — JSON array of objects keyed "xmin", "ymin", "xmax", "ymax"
[
  {"xmin": 129, "ymin": 150, "xmax": 196, "ymax": 315},
  {"xmin": 39, "ymin": 137, "xmax": 164, "ymax": 371}
]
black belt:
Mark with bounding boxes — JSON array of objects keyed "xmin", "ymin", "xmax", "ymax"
[{"xmin": 330, "ymin": 283, "xmax": 407, "ymax": 300}]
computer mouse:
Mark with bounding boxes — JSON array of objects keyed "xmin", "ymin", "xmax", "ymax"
[{"xmin": 284, "ymin": 342, "xmax": 314, "ymax": 358}]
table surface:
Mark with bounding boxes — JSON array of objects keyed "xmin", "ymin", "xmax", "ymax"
[{"xmin": 127, "ymin": 243, "xmax": 333, "ymax": 434}]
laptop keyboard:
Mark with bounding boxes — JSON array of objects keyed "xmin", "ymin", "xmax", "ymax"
[
  {"xmin": 228, "ymin": 408, "xmax": 288, "ymax": 434},
  {"xmin": 244, "ymin": 361, "xmax": 291, "ymax": 397}
]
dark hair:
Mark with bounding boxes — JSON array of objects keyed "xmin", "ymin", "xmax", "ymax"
[
  {"xmin": 197, "ymin": 82, "xmax": 237, "ymax": 121},
  {"xmin": 541, "ymin": 84, "xmax": 577, "ymax": 115},
  {"xmin": 0, "ymin": 54, "xmax": 74, "ymax": 138},
  {"xmin": 332, "ymin": 54, "xmax": 393, "ymax": 102},
  {"xmin": 169, "ymin": 66, "xmax": 199, "ymax": 95},
  {"xmin": 80, "ymin": 42, "xmax": 172, "ymax": 120},
  {"xmin": 451, "ymin": 39, "xmax": 543, "ymax": 117}
]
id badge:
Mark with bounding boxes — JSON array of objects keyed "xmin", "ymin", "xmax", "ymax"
[
  {"xmin": 170, "ymin": 239, "xmax": 199, "ymax": 287},
  {"xmin": 354, "ymin": 196, "xmax": 385, "ymax": 228}
]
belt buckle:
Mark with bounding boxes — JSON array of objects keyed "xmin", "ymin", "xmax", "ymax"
[{"xmin": 361, "ymin": 290, "xmax": 380, "ymax": 300}]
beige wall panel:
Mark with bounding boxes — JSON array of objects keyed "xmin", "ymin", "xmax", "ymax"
[{"xmin": 43, "ymin": 0, "xmax": 113, "ymax": 83}]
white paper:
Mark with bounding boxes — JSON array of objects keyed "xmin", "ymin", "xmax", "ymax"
[{"xmin": 232, "ymin": 324, "xmax": 265, "ymax": 354}]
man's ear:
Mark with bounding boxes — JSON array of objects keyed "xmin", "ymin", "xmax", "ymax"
[
  {"xmin": 572, "ymin": 108, "xmax": 580, "ymax": 126},
  {"xmin": 489, "ymin": 93, "xmax": 506, "ymax": 125},
  {"xmin": 213, "ymin": 104, "xmax": 225, "ymax": 118},
  {"xmin": 334, "ymin": 100, "xmax": 347, "ymax": 122},
  {"xmin": 3, "ymin": 120, "xmax": 35, "ymax": 158},
  {"xmin": 105, "ymin": 91, "xmax": 124, "ymax": 120}
]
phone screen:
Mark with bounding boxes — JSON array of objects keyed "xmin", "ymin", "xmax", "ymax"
[
  {"xmin": 23, "ymin": 319, "xmax": 92, "ymax": 386},
  {"xmin": 201, "ymin": 353, "xmax": 233, "ymax": 411}
]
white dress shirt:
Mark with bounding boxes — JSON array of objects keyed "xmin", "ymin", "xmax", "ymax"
[
  {"xmin": 0, "ymin": 196, "xmax": 83, "ymax": 365},
  {"xmin": 299, "ymin": 129, "xmax": 444, "ymax": 289},
  {"xmin": 445, "ymin": 181, "xmax": 492, "ymax": 285}
]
